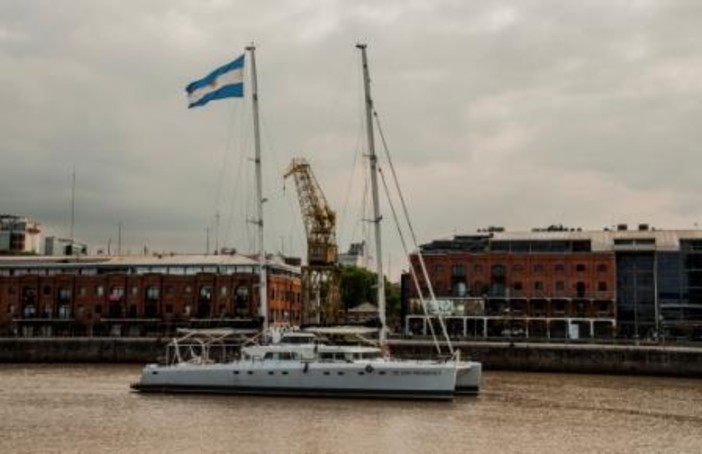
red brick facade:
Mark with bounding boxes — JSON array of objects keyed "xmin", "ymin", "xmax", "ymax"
[{"xmin": 0, "ymin": 270, "xmax": 301, "ymax": 336}]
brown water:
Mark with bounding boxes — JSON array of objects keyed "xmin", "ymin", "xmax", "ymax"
[{"xmin": 0, "ymin": 365, "xmax": 700, "ymax": 454}]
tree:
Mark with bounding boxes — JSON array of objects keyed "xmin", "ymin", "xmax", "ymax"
[{"xmin": 340, "ymin": 266, "xmax": 401, "ymax": 325}]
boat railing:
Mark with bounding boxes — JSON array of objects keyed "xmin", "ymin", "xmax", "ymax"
[{"xmin": 164, "ymin": 328, "xmax": 259, "ymax": 365}]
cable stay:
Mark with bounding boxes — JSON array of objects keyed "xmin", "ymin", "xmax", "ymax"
[{"xmin": 373, "ymin": 109, "xmax": 455, "ymax": 356}]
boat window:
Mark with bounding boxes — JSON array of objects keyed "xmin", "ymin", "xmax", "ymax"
[
  {"xmin": 361, "ymin": 352, "xmax": 380, "ymax": 360},
  {"xmin": 278, "ymin": 352, "xmax": 299, "ymax": 361},
  {"xmin": 319, "ymin": 353, "xmax": 334, "ymax": 361},
  {"xmin": 263, "ymin": 352, "xmax": 276, "ymax": 360}
]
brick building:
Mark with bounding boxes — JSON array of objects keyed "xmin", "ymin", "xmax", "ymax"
[
  {"xmin": 403, "ymin": 225, "xmax": 702, "ymax": 341},
  {"xmin": 0, "ymin": 253, "xmax": 302, "ymax": 337}
]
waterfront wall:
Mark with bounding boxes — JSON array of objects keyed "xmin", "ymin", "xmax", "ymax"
[
  {"xmin": 0, "ymin": 338, "xmax": 167, "ymax": 363},
  {"xmin": 0, "ymin": 337, "xmax": 701, "ymax": 378},
  {"xmin": 390, "ymin": 339, "xmax": 702, "ymax": 378}
]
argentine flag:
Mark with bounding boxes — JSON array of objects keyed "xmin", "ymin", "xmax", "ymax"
[{"xmin": 186, "ymin": 54, "xmax": 245, "ymax": 108}]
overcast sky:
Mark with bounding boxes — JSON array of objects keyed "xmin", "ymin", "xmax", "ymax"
[{"xmin": 2, "ymin": 0, "xmax": 702, "ymax": 278}]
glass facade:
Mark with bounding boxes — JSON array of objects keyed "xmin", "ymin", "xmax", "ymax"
[{"xmin": 615, "ymin": 252, "xmax": 656, "ymax": 338}]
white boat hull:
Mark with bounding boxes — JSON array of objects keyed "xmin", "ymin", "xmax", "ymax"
[
  {"xmin": 131, "ymin": 360, "xmax": 458, "ymax": 400},
  {"xmin": 455, "ymin": 361, "xmax": 481, "ymax": 395}
]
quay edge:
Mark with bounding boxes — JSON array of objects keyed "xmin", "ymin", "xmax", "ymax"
[
  {"xmin": 389, "ymin": 339, "xmax": 702, "ymax": 378},
  {"xmin": 0, "ymin": 337, "xmax": 701, "ymax": 379}
]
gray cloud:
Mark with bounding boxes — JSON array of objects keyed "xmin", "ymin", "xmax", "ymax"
[{"xmin": 2, "ymin": 0, "xmax": 702, "ymax": 278}]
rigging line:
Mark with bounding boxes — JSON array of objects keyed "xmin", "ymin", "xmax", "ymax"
[
  {"xmin": 259, "ymin": 113, "xmax": 305, "ymax": 255},
  {"xmin": 213, "ymin": 100, "xmax": 242, "ymax": 221},
  {"xmin": 280, "ymin": 178, "xmax": 306, "ymax": 259},
  {"xmin": 377, "ymin": 165, "xmax": 442, "ymax": 356},
  {"xmin": 223, "ymin": 92, "xmax": 253, "ymax": 250},
  {"xmin": 350, "ymin": 162, "xmax": 370, "ymax": 257},
  {"xmin": 374, "ymin": 110, "xmax": 454, "ymax": 355},
  {"xmin": 337, "ymin": 126, "xmax": 363, "ymax": 244},
  {"xmin": 338, "ymin": 51, "xmax": 369, "ymax": 247},
  {"xmin": 342, "ymin": 136, "xmax": 366, "ymax": 250},
  {"xmin": 280, "ymin": 181, "xmax": 306, "ymax": 258}
]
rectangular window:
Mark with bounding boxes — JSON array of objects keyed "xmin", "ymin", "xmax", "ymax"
[{"xmin": 451, "ymin": 264, "xmax": 466, "ymax": 277}]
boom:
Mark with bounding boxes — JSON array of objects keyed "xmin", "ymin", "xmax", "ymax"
[{"xmin": 284, "ymin": 158, "xmax": 341, "ymax": 324}]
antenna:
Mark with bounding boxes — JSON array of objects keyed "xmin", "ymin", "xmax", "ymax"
[
  {"xmin": 117, "ymin": 222, "xmax": 122, "ymax": 256},
  {"xmin": 70, "ymin": 169, "xmax": 76, "ymax": 246}
]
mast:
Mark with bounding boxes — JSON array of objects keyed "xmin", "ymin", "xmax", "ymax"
[
  {"xmin": 246, "ymin": 44, "xmax": 268, "ymax": 331},
  {"xmin": 70, "ymin": 169, "xmax": 75, "ymax": 248},
  {"xmin": 357, "ymin": 43, "xmax": 387, "ymax": 344}
]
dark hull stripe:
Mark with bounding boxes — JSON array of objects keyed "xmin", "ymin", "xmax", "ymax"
[{"xmin": 130, "ymin": 383, "xmax": 454, "ymax": 401}]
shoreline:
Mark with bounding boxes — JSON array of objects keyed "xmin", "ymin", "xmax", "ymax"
[{"xmin": 1, "ymin": 337, "xmax": 701, "ymax": 378}]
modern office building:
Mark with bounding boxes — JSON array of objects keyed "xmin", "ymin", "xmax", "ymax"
[
  {"xmin": 402, "ymin": 225, "xmax": 702, "ymax": 341},
  {"xmin": 338, "ymin": 241, "xmax": 367, "ymax": 268},
  {"xmin": 0, "ymin": 253, "xmax": 302, "ymax": 337}
]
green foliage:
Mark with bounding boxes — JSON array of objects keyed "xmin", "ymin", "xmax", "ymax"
[{"xmin": 340, "ymin": 266, "xmax": 401, "ymax": 324}]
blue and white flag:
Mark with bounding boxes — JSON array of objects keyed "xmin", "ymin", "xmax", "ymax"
[{"xmin": 186, "ymin": 54, "xmax": 245, "ymax": 108}]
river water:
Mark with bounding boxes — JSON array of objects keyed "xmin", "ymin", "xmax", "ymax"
[{"xmin": 0, "ymin": 364, "xmax": 700, "ymax": 454}]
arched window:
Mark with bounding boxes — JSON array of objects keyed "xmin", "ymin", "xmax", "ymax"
[{"xmin": 576, "ymin": 282, "xmax": 586, "ymax": 298}]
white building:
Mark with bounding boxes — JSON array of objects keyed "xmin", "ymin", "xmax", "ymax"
[
  {"xmin": 0, "ymin": 215, "xmax": 41, "ymax": 254},
  {"xmin": 44, "ymin": 236, "xmax": 88, "ymax": 256},
  {"xmin": 339, "ymin": 241, "xmax": 367, "ymax": 268}
]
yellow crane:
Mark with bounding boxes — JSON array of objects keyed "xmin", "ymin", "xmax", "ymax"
[{"xmin": 284, "ymin": 158, "xmax": 342, "ymax": 324}]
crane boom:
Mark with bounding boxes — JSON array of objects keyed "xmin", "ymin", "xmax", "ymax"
[{"xmin": 284, "ymin": 158, "xmax": 341, "ymax": 324}]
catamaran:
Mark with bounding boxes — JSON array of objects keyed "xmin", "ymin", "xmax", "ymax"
[{"xmin": 131, "ymin": 44, "xmax": 480, "ymax": 399}]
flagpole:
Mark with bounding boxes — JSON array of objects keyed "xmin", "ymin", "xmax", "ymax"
[{"xmin": 246, "ymin": 44, "xmax": 267, "ymax": 331}]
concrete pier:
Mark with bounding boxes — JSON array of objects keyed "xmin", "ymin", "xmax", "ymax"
[
  {"xmin": 389, "ymin": 339, "xmax": 702, "ymax": 378},
  {"xmin": 0, "ymin": 337, "xmax": 701, "ymax": 378},
  {"xmin": 0, "ymin": 338, "xmax": 167, "ymax": 363}
]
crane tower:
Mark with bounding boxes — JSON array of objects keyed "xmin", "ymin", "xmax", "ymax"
[{"xmin": 284, "ymin": 158, "xmax": 342, "ymax": 325}]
